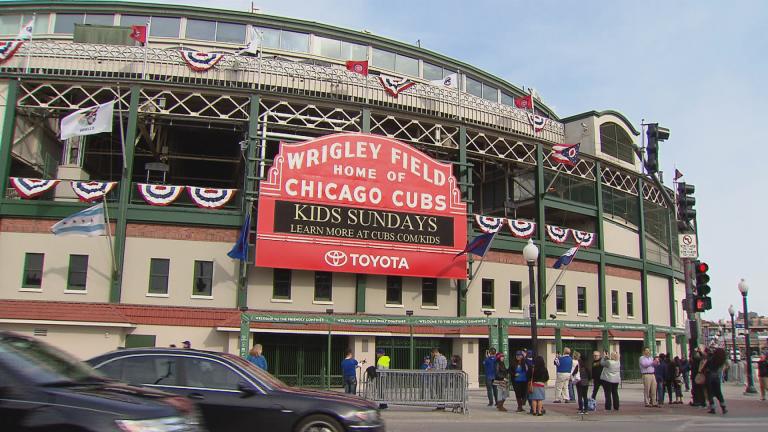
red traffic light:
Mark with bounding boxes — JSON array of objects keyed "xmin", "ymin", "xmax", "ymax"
[{"xmin": 695, "ymin": 262, "xmax": 709, "ymax": 273}]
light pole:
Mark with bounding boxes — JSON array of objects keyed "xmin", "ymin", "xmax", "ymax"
[
  {"xmin": 738, "ymin": 279, "xmax": 757, "ymax": 394},
  {"xmin": 406, "ymin": 310, "xmax": 414, "ymax": 369},
  {"xmin": 728, "ymin": 305, "xmax": 737, "ymax": 363},
  {"xmin": 523, "ymin": 239, "xmax": 539, "ymax": 355},
  {"xmin": 326, "ymin": 308, "xmax": 334, "ymax": 390}
]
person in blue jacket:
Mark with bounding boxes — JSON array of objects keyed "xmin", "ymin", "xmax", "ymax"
[
  {"xmin": 483, "ymin": 348, "xmax": 497, "ymax": 406},
  {"xmin": 247, "ymin": 344, "xmax": 268, "ymax": 370}
]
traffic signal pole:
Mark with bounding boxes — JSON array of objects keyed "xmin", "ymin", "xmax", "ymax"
[{"xmin": 683, "ymin": 258, "xmax": 699, "ymax": 355}]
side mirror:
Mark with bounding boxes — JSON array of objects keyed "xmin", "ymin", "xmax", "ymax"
[{"xmin": 238, "ymin": 381, "xmax": 257, "ymax": 397}]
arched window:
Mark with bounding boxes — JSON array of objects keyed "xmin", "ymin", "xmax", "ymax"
[{"xmin": 600, "ymin": 122, "xmax": 635, "ymax": 164}]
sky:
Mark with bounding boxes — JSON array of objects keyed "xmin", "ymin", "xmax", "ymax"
[{"xmin": 146, "ymin": 0, "xmax": 768, "ymax": 319}]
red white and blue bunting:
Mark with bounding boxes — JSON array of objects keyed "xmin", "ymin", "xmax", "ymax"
[
  {"xmin": 572, "ymin": 230, "xmax": 595, "ymax": 248},
  {"xmin": 180, "ymin": 50, "xmax": 226, "ymax": 72},
  {"xmin": 9, "ymin": 177, "xmax": 60, "ymax": 198},
  {"xmin": 508, "ymin": 219, "xmax": 536, "ymax": 239},
  {"xmin": 545, "ymin": 224, "xmax": 570, "ymax": 244},
  {"xmin": 71, "ymin": 181, "xmax": 117, "ymax": 202},
  {"xmin": 474, "ymin": 214, "xmax": 504, "ymax": 233},
  {"xmin": 0, "ymin": 41, "xmax": 23, "ymax": 65},
  {"xmin": 528, "ymin": 113, "xmax": 547, "ymax": 133},
  {"xmin": 378, "ymin": 74, "xmax": 416, "ymax": 98},
  {"xmin": 187, "ymin": 186, "xmax": 236, "ymax": 209},
  {"xmin": 137, "ymin": 183, "xmax": 184, "ymax": 206}
]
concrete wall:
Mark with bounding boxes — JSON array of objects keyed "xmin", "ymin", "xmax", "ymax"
[
  {"xmin": 647, "ymin": 274, "xmax": 672, "ymax": 327},
  {"xmin": 543, "ymin": 267, "xmax": 599, "ymax": 322},
  {"xmin": 605, "ymin": 273, "xmax": 641, "ymax": 323},
  {"xmin": 466, "ymin": 261, "xmax": 531, "ymax": 318},
  {"xmin": 365, "ymin": 275, "xmax": 456, "ymax": 316},
  {"xmin": 247, "ymin": 267, "xmax": 356, "ymax": 313},
  {"xmin": 0, "ymin": 322, "xmax": 127, "ymax": 360},
  {"xmin": 603, "ymin": 219, "xmax": 641, "ymax": 258},
  {"xmin": 128, "ymin": 324, "xmax": 231, "ymax": 353},
  {"xmin": 452, "ymin": 338, "xmax": 479, "ymax": 388}
]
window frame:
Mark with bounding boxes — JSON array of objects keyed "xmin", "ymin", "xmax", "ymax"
[
  {"xmin": 555, "ymin": 284, "xmax": 566, "ymax": 313},
  {"xmin": 611, "ymin": 290, "xmax": 620, "ymax": 316},
  {"xmin": 314, "ymin": 271, "xmax": 333, "ymax": 302},
  {"xmin": 192, "ymin": 260, "xmax": 213, "ymax": 297},
  {"xmin": 599, "ymin": 122, "xmax": 635, "ymax": 164},
  {"xmin": 184, "ymin": 18, "xmax": 216, "ymax": 41},
  {"xmin": 509, "ymin": 281, "xmax": 522, "ymax": 310},
  {"xmin": 626, "ymin": 292, "xmax": 635, "ymax": 317},
  {"xmin": 272, "ymin": 269, "xmax": 292, "ymax": 300},
  {"xmin": 386, "ymin": 276, "xmax": 403, "ymax": 305},
  {"xmin": 22, "ymin": 252, "xmax": 44, "ymax": 289},
  {"xmin": 148, "ymin": 258, "xmax": 170, "ymax": 295},
  {"xmin": 481, "ymin": 278, "xmax": 494, "ymax": 310},
  {"xmin": 421, "ymin": 278, "xmax": 438, "ymax": 307},
  {"xmin": 66, "ymin": 254, "xmax": 88, "ymax": 291},
  {"xmin": 577, "ymin": 286, "xmax": 587, "ymax": 314}
]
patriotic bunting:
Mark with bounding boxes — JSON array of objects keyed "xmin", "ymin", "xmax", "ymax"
[
  {"xmin": 71, "ymin": 181, "xmax": 117, "ymax": 202},
  {"xmin": 9, "ymin": 177, "xmax": 60, "ymax": 199},
  {"xmin": 546, "ymin": 224, "xmax": 570, "ymax": 244},
  {"xmin": 0, "ymin": 41, "xmax": 24, "ymax": 65},
  {"xmin": 474, "ymin": 214, "xmax": 504, "ymax": 233},
  {"xmin": 528, "ymin": 113, "xmax": 547, "ymax": 133},
  {"xmin": 137, "ymin": 183, "xmax": 184, "ymax": 206},
  {"xmin": 187, "ymin": 186, "xmax": 236, "ymax": 209},
  {"xmin": 378, "ymin": 74, "xmax": 416, "ymax": 97},
  {"xmin": 180, "ymin": 50, "xmax": 226, "ymax": 72},
  {"xmin": 507, "ymin": 219, "xmax": 536, "ymax": 239},
  {"xmin": 573, "ymin": 230, "xmax": 595, "ymax": 248}
]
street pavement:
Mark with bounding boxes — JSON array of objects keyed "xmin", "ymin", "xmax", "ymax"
[{"xmin": 381, "ymin": 382, "xmax": 767, "ymax": 431}]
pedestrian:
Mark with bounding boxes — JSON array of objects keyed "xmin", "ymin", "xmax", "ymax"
[
  {"xmin": 590, "ymin": 351, "xmax": 603, "ymax": 401},
  {"xmin": 494, "ymin": 352, "xmax": 510, "ymax": 412},
  {"xmin": 511, "ymin": 351, "xmax": 529, "ymax": 412},
  {"xmin": 673, "ymin": 356, "xmax": 684, "ymax": 404},
  {"xmin": 553, "ymin": 347, "xmax": 573, "ymax": 403},
  {"xmin": 679, "ymin": 356, "xmax": 691, "ymax": 391},
  {"xmin": 182, "ymin": 340, "xmax": 191, "ymax": 349},
  {"xmin": 528, "ymin": 355, "xmax": 549, "ymax": 416},
  {"xmin": 654, "ymin": 354, "xmax": 667, "ymax": 406},
  {"xmin": 431, "ymin": 347, "xmax": 447, "ymax": 411},
  {"xmin": 703, "ymin": 347, "xmax": 728, "ymax": 414},
  {"xmin": 376, "ymin": 348, "xmax": 390, "ymax": 409},
  {"xmin": 449, "ymin": 354, "xmax": 462, "ymax": 370},
  {"xmin": 568, "ymin": 350, "xmax": 578, "ymax": 402},
  {"xmin": 420, "ymin": 356, "xmax": 432, "ymax": 370},
  {"xmin": 341, "ymin": 349, "xmax": 359, "ymax": 394},
  {"xmin": 662, "ymin": 354, "xmax": 675, "ymax": 405},
  {"xmin": 690, "ymin": 345, "xmax": 707, "ymax": 407},
  {"xmin": 574, "ymin": 352, "xmax": 591, "ymax": 414},
  {"xmin": 758, "ymin": 353, "xmax": 768, "ymax": 401},
  {"xmin": 247, "ymin": 344, "xmax": 268, "ymax": 370},
  {"xmin": 483, "ymin": 348, "xmax": 498, "ymax": 407},
  {"xmin": 639, "ymin": 347, "xmax": 658, "ymax": 407},
  {"xmin": 600, "ymin": 351, "xmax": 621, "ymax": 411}
]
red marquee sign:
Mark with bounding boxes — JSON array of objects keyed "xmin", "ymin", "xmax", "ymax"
[{"xmin": 255, "ymin": 133, "xmax": 468, "ymax": 279}]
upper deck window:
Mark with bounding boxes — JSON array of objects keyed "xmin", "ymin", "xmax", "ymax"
[
  {"xmin": 372, "ymin": 48, "xmax": 395, "ymax": 70},
  {"xmin": 257, "ymin": 27, "xmax": 308, "ymax": 52},
  {"xmin": 600, "ymin": 122, "xmax": 635, "ymax": 164},
  {"xmin": 423, "ymin": 62, "xmax": 444, "ymax": 81},
  {"xmin": 314, "ymin": 36, "xmax": 367, "ymax": 60},
  {"xmin": 216, "ymin": 22, "xmax": 245, "ymax": 43},
  {"xmin": 0, "ymin": 14, "xmax": 50, "ymax": 35},
  {"xmin": 53, "ymin": 13, "xmax": 83, "ymax": 33},
  {"xmin": 465, "ymin": 76, "xmax": 482, "ymax": 97},
  {"xmin": 482, "ymin": 83, "xmax": 498, "ymax": 102},
  {"xmin": 186, "ymin": 19, "xmax": 215, "ymax": 41}
]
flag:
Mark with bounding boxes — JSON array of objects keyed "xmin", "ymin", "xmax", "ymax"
[
  {"xmin": 456, "ymin": 232, "xmax": 496, "ymax": 258},
  {"xmin": 674, "ymin": 169, "xmax": 683, "ymax": 181},
  {"xmin": 17, "ymin": 19, "xmax": 33, "ymax": 40},
  {"xmin": 346, "ymin": 60, "xmax": 368, "ymax": 76},
  {"xmin": 238, "ymin": 26, "xmax": 260, "ymax": 56},
  {"xmin": 550, "ymin": 143, "xmax": 580, "ymax": 166},
  {"xmin": 129, "ymin": 25, "xmax": 147, "ymax": 45},
  {"xmin": 430, "ymin": 73, "xmax": 457, "ymax": 89},
  {"xmin": 60, "ymin": 101, "xmax": 115, "ymax": 140},
  {"xmin": 227, "ymin": 212, "xmax": 251, "ymax": 261},
  {"xmin": 514, "ymin": 95, "xmax": 532, "ymax": 109},
  {"xmin": 553, "ymin": 246, "xmax": 579, "ymax": 269},
  {"xmin": 51, "ymin": 203, "xmax": 106, "ymax": 236}
]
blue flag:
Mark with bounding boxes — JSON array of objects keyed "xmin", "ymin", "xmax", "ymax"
[
  {"xmin": 456, "ymin": 231, "xmax": 496, "ymax": 257},
  {"xmin": 51, "ymin": 203, "xmax": 106, "ymax": 236},
  {"xmin": 553, "ymin": 246, "xmax": 579, "ymax": 269},
  {"xmin": 227, "ymin": 213, "xmax": 251, "ymax": 261}
]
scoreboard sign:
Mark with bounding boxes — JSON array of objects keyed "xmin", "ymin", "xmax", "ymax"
[{"xmin": 255, "ymin": 133, "xmax": 468, "ymax": 279}]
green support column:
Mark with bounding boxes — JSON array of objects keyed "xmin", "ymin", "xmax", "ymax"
[
  {"xmin": 665, "ymin": 332, "xmax": 674, "ymax": 355},
  {"xmin": 646, "ymin": 325, "xmax": 656, "ymax": 356},
  {"xmin": 535, "ymin": 143, "xmax": 547, "ymax": 319},
  {"xmin": 457, "ymin": 126, "xmax": 470, "ymax": 317},
  {"xmin": 355, "ymin": 274, "xmax": 366, "ymax": 313},
  {"xmin": 488, "ymin": 318, "xmax": 500, "ymax": 352},
  {"xmin": 667, "ymin": 277, "xmax": 676, "ymax": 328},
  {"xmin": 602, "ymin": 330, "xmax": 610, "ymax": 352},
  {"xmin": 498, "ymin": 319, "xmax": 509, "ymax": 360},
  {"xmin": 109, "ymin": 86, "xmax": 141, "ymax": 303},
  {"xmin": 637, "ymin": 178, "xmax": 649, "ymax": 324},
  {"xmin": 239, "ymin": 314, "xmax": 251, "ymax": 358},
  {"xmin": 238, "ymin": 94, "xmax": 261, "ymax": 309},
  {"xmin": 0, "ymin": 79, "xmax": 19, "ymax": 201},
  {"xmin": 678, "ymin": 335, "xmax": 688, "ymax": 358},
  {"xmin": 361, "ymin": 108, "xmax": 371, "ymax": 133},
  {"xmin": 595, "ymin": 162, "xmax": 610, "ymax": 352},
  {"xmin": 555, "ymin": 326, "xmax": 563, "ymax": 354}
]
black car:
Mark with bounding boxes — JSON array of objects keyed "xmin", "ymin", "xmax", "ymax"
[
  {"xmin": 87, "ymin": 348, "xmax": 384, "ymax": 432},
  {"xmin": 0, "ymin": 331, "xmax": 202, "ymax": 431}
]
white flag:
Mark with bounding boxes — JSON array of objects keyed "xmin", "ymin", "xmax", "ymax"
[
  {"xmin": 17, "ymin": 19, "xmax": 33, "ymax": 40},
  {"xmin": 430, "ymin": 73, "xmax": 458, "ymax": 89},
  {"xmin": 238, "ymin": 26, "xmax": 261, "ymax": 56},
  {"xmin": 60, "ymin": 101, "xmax": 115, "ymax": 140},
  {"xmin": 51, "ymin": 203, "xmax": 106, "ymax": 237}
]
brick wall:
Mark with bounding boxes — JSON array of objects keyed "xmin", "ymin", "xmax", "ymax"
[{"xmin": 606, "ymin": 265, "xmax": 642, "ymax": 280}]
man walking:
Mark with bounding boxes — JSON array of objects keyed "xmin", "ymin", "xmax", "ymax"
[
  {"xmin": 640, "ymin": 347, "xmax": 658, "ymax": 407},
  {"xmin": 431, "ymin": 347, "xmax": 447, "ymax": 411},
  {"xmin": 591, "ymin": 351, "xmax": 604, "ymax": 401},
  {"xmin": 757, "ymin": 353, "xmax": 768, "ymax": 401},
  {"xmin": 341, "ymin": 349, "xmax": 359, "ymax": 394},
  {"xmin": 553, "ymin": 348, "xmax": 573, "ymax": 403},
  {"xmin": 376, "ymin": 348, "xmax": 390, "ymax": 409},
  {"xmin": 483, "ymin": 348, "xmax": 498, "ymax": 406}
]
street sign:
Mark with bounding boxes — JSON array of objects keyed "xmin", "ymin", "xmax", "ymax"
[{"xmin": 678, "ymin": 233, "xmax": 698, "ymax": 258}]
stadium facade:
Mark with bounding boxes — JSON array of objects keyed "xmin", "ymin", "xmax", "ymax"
[{"xmin": 0, "ymin": 1, "xmax": 687, "ymax": 386}]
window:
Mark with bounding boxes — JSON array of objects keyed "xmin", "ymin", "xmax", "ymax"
[
  {"xmin": 611, "ymin": 290, "xmax": 619, "ymax": 316},
  {"xmin": 259, "ymin": 27, "xmax": 280, "ymax": 48},
  {"xmin": 627, "ymin": 292, "xmax": 635, "ymax": 317},
  {"xmin": 465, "ymin": 76, "xmax": 482, "ymax": 97},
  {"xmin": 509, "ymin": 281, "xmax": 522, "ymax": 310},
  {"xmin": 273, "ymin": 269, "xmax": 291, "ymax": 300},
  {"xmin": 53, "ymin": 13, "xmax": 84, "ymax": 33},
  {"xmin": 186, "ymin": 19, "xmax": 216, "ymax": 41},
  {"xmin": 148, "ymin": 16, "xmax": 180, "ymax": 38},
  {"xmin": 395, "ymin": 54, "xmax": 419, "ymax": 76},
  {"xmin": 372, "ymin": 48, "xmax": 395, "ymax": 70},
  {"xmin": 67, "ymin": 255, "xmax": 88, "ymax": 291},
  {"xmin": 577, "ymin": 286, "xmax": 587, "ymax": 314},
  {"xmin": 216, "ymin": 22, "xmax": 245, "ymax": 43},
  {"xmin": 99, "ymin": 356, "xmax": 180, "ymax": 387},
  {"xmin": 192, "ymin": 261, "xmax": 213, "ymax": 297},
  {"xmin": 22, "ymin": 253, "xmax": 44, "ymax": 289},
  {"xmin": 148, "ymin": 258, "xmax": 170, "ymax": 295},
  {"xmin": 119, "ymin": 14, "xmax": 149, "ymax": 27},
  {"xmin": 481, "ymin": 279, "xmax": 494, "ymax": 309},
  {"xmin": 0, "ymin": 14, "xmax": 49, "ymax": 35},
  {"xmin": 183, "ymin": 357, "xmax": 242, "ymax": 390},
  {"xmin": 342, "ymin": 41, "xmax": 367, "ymax": 60},
  {"xmin": 556, "ymin": 285, "xmax": 566, "ymax": 312},
  {"xmin": 482, "ymin": 83, "xmax": 498, "ymax": 102},
  {"xmin": 314, "ymin": 271, "xmax": 332, "ymax": 301},
  {"xmin": 600, "ymin": 122, "xmax": 635, "ymax": 164},
  {"xmin": 316, "ymin": 36, "xmax": 342, "ymax": 58},
  {"xmin": 422, "ymin": 278, "xmax": 437, "ymax": 306},
  {"xmin": 83, "ymin": 14, "xmax": 113, "ymax": 26},
  {"xmin": 500, "ymin": 92, "xmax": 515, "ymax": 106},
  {"xmin": 280, "ymin": 30, "xmax": 309, "ymax": 52},
  {"xmin": 386, "ymin": 276, "xmax": 403, "ymax": 305},
  {"xmin": 423, "ymin": 62, "xmax": 443, "ymax": 81}
]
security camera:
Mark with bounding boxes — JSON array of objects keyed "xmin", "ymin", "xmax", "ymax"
[{"xmin": 549, "ymin": 314, "xmax": 557, "ymax": 319}]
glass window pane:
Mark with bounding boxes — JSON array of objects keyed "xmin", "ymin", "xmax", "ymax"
[
  {"xmin": 372, "ymin": 48, "xmax": 395, "ymax": 70},
  {"xmin": 186, "ymin": 18, "xmax": 215, "ymax": 41},
  {"xmin": 482, "ymin": 279, "xmax": 494, "ymax": 309},
  {"xmin": 31, "ymin": 14, "xmax": 50, "ymax": 34},
  {"xmin": 23, "ymin": 253, "xmax": 44, "ymax": 288},
  {"xmin": 67, "ymin": 255, "xmax": 88, "ymax": 290},
  {"xmin": 54, "ymin": 13, "xmax": 83, "ymax": 34},
  {"xmin": 280, "ymin": 30, "xmax": 308, "ymax": 52},
  {"xmin": 395, "ymin": 54, "xmax": 418, "ymax": 76},
  {"xmin": 315, "ymin": 36, "xmax": 341, "ymax": 59},
  {"xmin": 482, "ymin": 84, "xmax": 498, "ymax": 102},
  {"xmin": 314, "ymin": 271, "xmax": 332, "ymax": 301},
  {"xmin": 0, "ymin": 15, "xmax": 21, "ymax": 35},
  {"xmin": 342, "ymin": 41, "xmax": 367, "ymax": 60},
  {"xmin": 193, "ymin": 261, "xmax": 213, "ymax": 296},
  {"xmin": 120, "ymin": 15, "xmax": 149, "ymax": 27},
  {"xmin": 422, "ymin": 278, "xmax": 437, "ymax": 306},
  {"xmin": 259, "ymin": 27, "xmax": 280, "ymax": 49},
  {"xmin": 149, "ymin": 258, "xmax": 169, "ymax": 294},
  {"xmin": 556, "ymin": 285, "xmax": 566, "ymax": 312},
  {"xmin": 216, "ymin": 21, "xmax": 245, "ymax": 43},
  {"xmin": 501, "ymin": 92, "xmax": 515, "ymax": 106},
  {"xmin": 184, "ymin": 358, "xmax": 241, "ymax": 390},
  {"xmin": 509, "ymin": 281, "xmax": 522, "ymax": 310},
  {"xmin": 423, "ymin": 62, "xmax": 443, "ymax": 81},
  {"xmin": 109, "ymin": 356, "xmax": 180, "ymax": 386},
  {"xmin": 273, "ymin": 269, "xmax": 291, "ymax": 299},
  {"xmin": 84, "ymin": 14, "xmax": 113, "ymax": 26},
  {"xmin": 386, "ymin": 276, "xmax": 402, "ymax": 305},
  {"xmin": 466, "ymin": 76, "xmax": 482, "ymax": 97},
  {"xmin": 149, "ymin": 16, "xmax": 180, "ymax": 38}
]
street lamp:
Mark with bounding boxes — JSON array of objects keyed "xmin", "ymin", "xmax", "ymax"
[
  {"xmin": 406, "ymin": 310, "xmax": 414, "ymax": 369},
  {"xmin": 738, "ymin": 279, "xmax": 757, "ymax": 394},
  {"xmin": 523, "ymin": 239, "xmax": 539, "ymax": 355},
  {"xmin": 326, "ymin": 308, "xmax": 334, "ymax": 390},
  {"xmin": 728, "ymin": 304, "xmax": 737, "ymax": 363}
]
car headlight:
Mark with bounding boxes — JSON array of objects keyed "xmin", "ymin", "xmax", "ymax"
[
  {"xmin": 351, "ymin": 409, "xmax": 380, "ymax": 423},
  {"xmin": 116, "ymin": 416, "xmax": 197, "ymax": 432}
]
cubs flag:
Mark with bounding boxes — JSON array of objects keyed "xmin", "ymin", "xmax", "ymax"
[
  {"xmin": 456, "ymin": 231, "xmax": 496, "ymax": 258},
  {"xmin": 51, "ymin": 203, "xmax": 106, "ymax": 236},
  {"xmin": 553, "ymin": 246, "xmax": 579, "ymax": 269},
  {"xmin": 129, "ymin": 25, "xmax": 147, "ymax": 44},
  {"xmin": 345, "ymin": 60, "xmax": 368, "ymax": 76},
  {"xmin": 60, "ymin": 101, "xmax": 115, "ymax": 140},
  {"xmin": 17, "ymin": 19, "xmax": 34, "ymax": 40},
  {"xmin": 514, "ymin": 95, "xmax": 532, "ymax": 109},
  {"xmin": 430, "ymin": 73, "xmax": 458, "ymax": 89},
  {"xmin": 227, "ymin": 212, "xmax": 251, "ymax": 261},
  {"xmin": 550, "ymin": 143, "xmax": 580, "ymax": 166}
]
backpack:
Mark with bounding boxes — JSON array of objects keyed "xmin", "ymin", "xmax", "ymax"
[
  {"xmin": 587, "ymin": 398, "xmax": 596, "ymax": 412},
  {"xmin": 365, "ymin": 365, "xmax": 378, "ymax": 380}
]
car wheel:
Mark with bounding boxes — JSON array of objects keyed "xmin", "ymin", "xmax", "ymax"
[{"xmin": 295, "ymin": 414, "xmax": 344, "ymax": 432}]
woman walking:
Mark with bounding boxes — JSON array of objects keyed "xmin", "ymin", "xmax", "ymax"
[
  {"xmin": 494, "ymin": 352, "xmax": 510, "ymax": 411},
  {"xmin": 600, "ymin": 351, "xmax": 621, "ymax": 411},
  {"xmin": 528, "ymin": 355, "xmax": 549, "ymax": 416},
  {"xmin": 672, "ymin": 356, "xmax": 684, "ymax": 404},
  {"xmin": 704, "ymin": 347, "xmax": 728, "ymax": 414},
  {"xmin": 511, "ymin": 351, "xmax": 529, "ymax": 412},
  {"xmin": 575, "ymin": 352, "xmax": 591, "ymax": 414}
]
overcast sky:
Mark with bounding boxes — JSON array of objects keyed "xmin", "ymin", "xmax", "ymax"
[{"xmin": 150, "ymin": 0, "xmax": 768, "ymax": 320}]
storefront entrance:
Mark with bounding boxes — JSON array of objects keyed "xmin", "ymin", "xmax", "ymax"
[{"xmin": 254, "ymin": 333, "xmax": 347, "ymax": 387}]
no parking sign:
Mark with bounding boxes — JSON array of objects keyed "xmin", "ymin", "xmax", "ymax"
[{"xmin": 678, "ymin": 234, "xmax": 698, "ymax": 259}]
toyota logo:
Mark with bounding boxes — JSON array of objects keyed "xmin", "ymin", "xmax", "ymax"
[{"xmin": 324, "ymin": 250, "xmax": 348, "ymax": 267}]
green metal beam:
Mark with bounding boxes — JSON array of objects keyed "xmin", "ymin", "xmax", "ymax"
[
  {"xmin": 595, "ymin": 161, "xmax": 608, "ymax": 324},
  {"xmin": 458, "ymin": 126, "xmax": 469, "ymax": 317},
  {"xmin": 237, "ymin": 94, "xmax": 260, "ymax": 309},
  {"xmin": 637, "ymin": 178, "xmax": 649, "ymax": 324},
  {"xmin": 543, "ymin": 196, "xmax": 598, "ymax": 217},
  {"xmin": 535, "ymin": 143, "xmax": 547, "ymax": 319},
  {"xmin": 0, "ymin": 79, "xmax": 19, "ymax": 204},
  {"xmin": 361, "ymin": 108, "xmax": 371, "ymax": 133}
]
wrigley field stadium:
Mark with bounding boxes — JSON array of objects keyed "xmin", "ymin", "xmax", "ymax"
[{"xmin": 0, "ymin": 0, "xmax": 690, "ymax": 388}]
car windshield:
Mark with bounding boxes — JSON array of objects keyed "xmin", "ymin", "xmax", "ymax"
[
  {"xmin": 223, "ymin": 353, "xmax": 287, "ymax": 389},
  {"xmin": 0, "ymin": 334, "xmax": 106, "ymax": 385}
]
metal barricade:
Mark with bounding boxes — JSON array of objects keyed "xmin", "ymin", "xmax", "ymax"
[{"xmin": 358, "ymin": 369, "xmax": 469, "ymax": 414}]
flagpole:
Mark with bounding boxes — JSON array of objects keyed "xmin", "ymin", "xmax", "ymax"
[
  {"xmin": 117, "ymin": 87, "xmax": 126, "ymax": 170},
  {"xmin": 142, "ymin": 17, "xmax": 151, "ymax": 80},
  {"xmin": 24, "ymin": 13, "xmax": 36, "ymax": 75},
  {"xmin": 464, "ymin": 231, "xmax": 498, "ymax": 292},
  {"xmin": 543, "ymin": 246, "xmax": 579, "ymax": 300},
  {"xmin": 102, "ymin": 199, "xmax": 117, "ymax": 275}
]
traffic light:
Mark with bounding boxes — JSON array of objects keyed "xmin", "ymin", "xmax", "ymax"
[
  {"xmin": 645, "ymin": 123, "xmax": 670, "ymax": 174},
  {"xmin": 676, "ymin": 182, "xmax": 696, "ymax": 232},
  {"xmin": 692, "ymin": 260, "xmax": 712, "ymax": 312}
]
